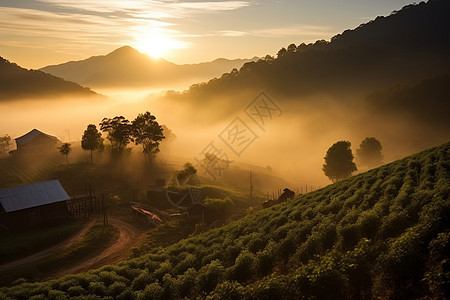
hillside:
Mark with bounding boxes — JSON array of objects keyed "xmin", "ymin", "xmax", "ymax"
[
  {"xmin": 0, "ymin": 57, "xmax": 100, "ymax": 101},
  {"xmin": 365, "ymin": 74, "xmax": 450, "ymax": 130},
  {"xmin": 40, "ymin": 46, "xmax": 257, "ymax": 89},
  {"xmin": 1, "ymin": 141, "xmax": 448, "ymax": 298},
  {"xmin": 168, "ymin": 0, "xmax": 450, "ymax": 100}
]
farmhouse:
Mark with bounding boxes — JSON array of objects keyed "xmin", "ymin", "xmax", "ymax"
[
  {"xmin": 0, "ymin": 180, "xmax": 70, "ymax": 229},
  {"xmin": 13, "ymin": 129, "xmax": 60, "ymax": 155}
]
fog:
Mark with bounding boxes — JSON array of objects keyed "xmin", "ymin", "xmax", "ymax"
[{"xmin": 1, "ymin": 87, "xmax": 448, "ymax": 190}]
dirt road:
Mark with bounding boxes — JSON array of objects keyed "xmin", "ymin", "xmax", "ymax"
[
  {"xmin": 0, "ymin": 219, "xmax": 97, "ymax": 273},
  {"xmin": 55, "ymin": 217, "xmax": 146, "ymax": 276},
  {"xmin": 0, "ymin": 217, "xmax": 147, "ymax": 277}
]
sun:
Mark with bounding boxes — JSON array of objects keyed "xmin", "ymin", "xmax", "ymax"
[{"xmin": 134, "ymin": 31, "xmax": 187, "ymax": 59}]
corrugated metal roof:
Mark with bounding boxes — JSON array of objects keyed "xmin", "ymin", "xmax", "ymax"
[
  {"xmin": 0, "ymin": 180, "xmax": 70, "ymax": 213},
  {"xmin": 15, "ymin": 129, "xmax": 58, "ymax": 146}
]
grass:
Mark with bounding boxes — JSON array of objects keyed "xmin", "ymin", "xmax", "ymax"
[
  {"xmin": 0, "ymin": 223, "xmax": 118, "ymax": 285},
  {"xmin": 0, "ymin": 220, "xmax": 86, "ymax": 265}
]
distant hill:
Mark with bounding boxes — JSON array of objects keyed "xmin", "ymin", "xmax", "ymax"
[
  {"xmin": 0, "ymin": 57, "xmax": 100, "ymax": 100},
  {"xmin": 40, "ymin": 46, "xmax": 258, "ymax": 89},
  {"xmin": 365, "ymin": 74, "xmax": 450, "ymax": 129},
  {"xmin": 1, "ymin": 141, "xmax": 448, "ymax": 298},
  {"xmin": 169, "ymin": 0, "xmax": 450, "ymax": 100}
]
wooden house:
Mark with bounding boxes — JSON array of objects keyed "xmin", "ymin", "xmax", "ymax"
[
  {"xmin": 0, "ymin": 180, "xmax": 70, "ymax": 229},
  {"xmin": 13, "ymin": 129, "xmax": 60, "ymax": 156}
]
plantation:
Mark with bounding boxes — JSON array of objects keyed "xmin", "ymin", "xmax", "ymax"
[{"xmin": 1, "ymin": 142, "xmax": 448, "ymax": 299}]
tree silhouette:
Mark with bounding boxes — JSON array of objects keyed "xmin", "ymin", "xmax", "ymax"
[
  {"xmin": 176, "ymin": 162, "xmax": 197, "ymax": 185},
  {"xmin": 100, "ymin": 116, "xmax": 132, "ymax": 160},
  {"xmin": 0, "ymin": 134, "xmax": 11, "ymax": 156},
  {"xmin": 356, "ymin": 137, "xmax": 383, "ymax": 169},
  {"xmin": 81, "ymin": 124, "xmax": 103, "ymax": 164},
  {"xmin": 58, "ymin": 143, "xmax": 72, "ymax": 165},
  {"xmin": 323, "ymin": 141, "xmax": 357, "ymax": 183},
  {"xmin": 132, "ymin": 111, "xmax": 165, "ymax": 166}
]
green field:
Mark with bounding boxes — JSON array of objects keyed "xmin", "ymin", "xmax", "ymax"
[{"xmin": 0, "ymin": 142, "xmax": 448, "ymax": 299}]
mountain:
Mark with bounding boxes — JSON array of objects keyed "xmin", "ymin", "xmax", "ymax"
[
  {"xmin": 1, "ymin": 141, "xmax": 449, "ymax": 298},
  {"xmin": 365, "ymin": 73, "xmax": 450, "ymax": 129},
  {"xmin": 159, "ymin": 0, "xmax": 450, "ymax": 159},
  {"xmin": 169, "ymin": 0, "xmax": 449, "ymax": 100},
  {"xmin": 0, "ymin": 57, "xmax": 101, "ymax": 101},
  {"xmin": 40, "ymin": 46, "xmax": 258, "ymax": 89}
]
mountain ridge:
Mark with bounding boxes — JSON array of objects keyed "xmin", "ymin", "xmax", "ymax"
[
  {"xmin": 40, "ymin": 47, "xmax": 258, "ymax": 89},
  {"xmin": 0, "ymin": 57, "xmax": 102, "ymax": 101}
]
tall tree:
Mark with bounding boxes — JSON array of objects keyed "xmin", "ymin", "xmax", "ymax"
[
  {"xmin": 356, "ymin": 137, "xmax": 383, "ymax": 169},
  {"xmin": 131, "ymin": 112, "xmax": 165, "ymax": 165},
  {"xmin": 0, "ymin": 134, "xmax": 11, "ymax": 156},
  {"xmin": 58, "ymin": 143, "xmax": 72, "ymax": 165},
  {"xmin": 99, "ymin": 116, "xmax": 132, "ymax": 160},
  {"xmin": 81, "ymin": 124, "xmax": 103, "ymax": 164},
  {"xmin": 323, "ymin": 140, "xmax": 357, "ymax": 183}
]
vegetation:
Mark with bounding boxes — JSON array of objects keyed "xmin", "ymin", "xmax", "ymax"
[
  {"xmin": 0, "ymin": 134, "xmax": 11, "ymax": 156},
  {"xmin": 356, "ymin": 137, "xmax": 383, "ymax": 169},
  {"xmin": 1, "ymin": 142, "xmax": 448, "ymax": 299},
  {"xmin": 100, "ymin": 116, "xmax": 133, "ymax": 160},
  {"xmin": 0, "ymin": 223, "xmax": 118, "ymax": 285},
  {"xmin": 174, "ymin": 163, "xmax": 197, "ymax": 185},
  {"xmin": 0, "ymin": 57, "xmax": 99, "ymax": 100},
  {"xmin": 0, "ymin": 221, "xmax": 86, "ymax": 265},
  {"xmin": 131, "ymin": 112, "xmax": 165, "ymax": 166},
  {"xmin": 323, "ymin": 140, "xmax": 357, "ymax": 183},
  {"xmin": 57, "ymin": 143, "xmax": 72, "ymax": 165},
  {"xmin": 81, "ymin": 124, "xmax": 103, "ymax": 164}
]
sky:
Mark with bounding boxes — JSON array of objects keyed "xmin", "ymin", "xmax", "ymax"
[{"xmin": 1, "ymin": 0, "xmax": 417, "ymax": 69}]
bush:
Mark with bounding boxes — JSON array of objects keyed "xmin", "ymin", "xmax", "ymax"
[
  {"xmin": 198, "ymin": 260, "xmax": 225, "ymax": 293},
  {"xmin": 139, "ymin": 281, "xmax": 163, "ymax": 300},
  {"xmin": 67, "ymin": 286, "xmax": 86, "ymax": 297},
  {"xmin": 108, "ymin": 281, "xmax": 127, "ymax": 297},
  {"xmin": 89, "ymin": 282, "xmax": 106, "ymax": 296},
  {"xmin": 227, "ymin": 250, "xmax": 257, "ymax": 283},
  {"xmin": 208, "ymin": 281, "xmax": 246, "ymax": 300}
]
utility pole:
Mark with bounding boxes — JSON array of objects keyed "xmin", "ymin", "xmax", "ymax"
[{"xmin": 249, "ymin": 172, "xmax": 253, "ymax": 201}]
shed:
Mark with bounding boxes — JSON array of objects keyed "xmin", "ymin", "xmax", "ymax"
[
  {"xmin": 14, "ymin": 129, "xmax": 60, "ymax": 155},
  {"xmin": 0, "ymin": 180, "xmax": 70, "ymax": 229}
]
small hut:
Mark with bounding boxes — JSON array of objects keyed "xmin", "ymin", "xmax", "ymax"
[
  {"xmin": 0, "ymin": 180, "xmax": 70, "ymax": 229},
  {"xmin": 13, "ymin": 129, "xmax": 60, "ymax": 156}
]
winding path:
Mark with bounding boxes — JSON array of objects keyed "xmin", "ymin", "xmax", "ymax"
[{"xmin": 0, "ymin": 216, "xmax": 146, "ymax": 277}]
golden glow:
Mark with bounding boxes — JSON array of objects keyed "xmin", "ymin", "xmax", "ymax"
[{"xmin": 133, "ymin": 31, "xmax": 188, "ymax": 59}]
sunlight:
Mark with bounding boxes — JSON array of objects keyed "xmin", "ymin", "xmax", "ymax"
[{"xmin": 133, "ymin": 31, "xmax": 188, "ymax": 59}]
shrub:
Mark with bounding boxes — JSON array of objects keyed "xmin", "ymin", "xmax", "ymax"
[
  {"xmin": 139, "ymin": 281, "xmax": 163, "ymax": 300},
  {"xmin": 198, "ymin": 260, "xmax": 225, "ymax": 293},
  {"xmin": 67, "ymin": 286, "xmax": 86, "ymax": 297},
  {"xmin": 208, "ymin": 281, "xmax": 246, "ymax": 300},
  {"xmin": 89, "ymin": 282, "xmax": 106, "ymax": 296},
  {"xmin": 108, "ymin": 281, "xmax": 127, "ymax": 297},
  {"xmin": 227, "ymin": 250, "xmax": 257, "ymax": 283},
  {"xmin": 131, "ymin": 270, "xmax": 152, "ymax": 291}
]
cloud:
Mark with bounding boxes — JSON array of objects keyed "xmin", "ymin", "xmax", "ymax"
[{"xmin": 204, "ymin": 25, "xmax": 334, "ymax": 39}]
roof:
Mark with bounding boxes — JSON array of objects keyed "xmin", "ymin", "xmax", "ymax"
[
  {"xmin": 15, "ymin": 129, "xmax": 58, "ymax": 146},
  {"xmin": 0, "ymin": 180, "xmax": 70, "ymax": 213}
]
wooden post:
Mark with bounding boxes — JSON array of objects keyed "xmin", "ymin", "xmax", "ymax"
[
  {"xmin": 102, "ymin": 194, "xmax": 108, "ymax": 226},
  {"xmin": 249, "ymin": 172, "xmax": 253, "ymax": 201}
]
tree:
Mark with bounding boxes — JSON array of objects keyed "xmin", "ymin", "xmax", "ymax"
[
  {"xmin": 176, "ymin": 162, "xmax": 197, "ymax": 185},
  {"xmin": 99, "ymin": 116, "xmax": 132, "ymax": 160},
  {"xmin": 131, "ymin": 112, "xmax": 165, "ymax": 165},
  {"xmin": 58, "ymin": 143, "xmax": 72, "ymax": 165},
  {"xmin": 81, "ymin": 124, "xmax": 103, "ymax": 164},
  {"xmin": 0, "ymin": 134, "xmax": 11, "ymax": 156},
  {"xmin": 356, "ymin": 137, "xmax": 383, "ymax": 169},
  {"xmin": 323, "ymin": 140, "xmax": 357, "ymax": 183}
]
